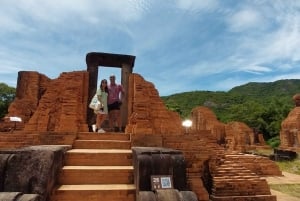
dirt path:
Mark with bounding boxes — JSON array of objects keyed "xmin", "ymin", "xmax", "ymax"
[{"xmin": 264, "ymin": 172, "xmax": 300, "ymax": 201}]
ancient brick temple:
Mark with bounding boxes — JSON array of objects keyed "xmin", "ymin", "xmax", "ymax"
[
  {"xmin": 279, "ymin": 93, "xmax": 300, "ymax": 151},
  {"xmin": 0, "ymin": 52, "xmax": 282, "ymax": 201}
]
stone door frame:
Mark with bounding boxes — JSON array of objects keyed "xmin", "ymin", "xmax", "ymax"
[{"xmin": 86, "ymin": 52, "xmax": 135, "ymax": 129}]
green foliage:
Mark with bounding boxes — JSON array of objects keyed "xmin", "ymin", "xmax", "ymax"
[
  {"xmin": 0, "ymin": 83, "xmax": 16, "ymax": 118},
  {"xmin": 163, "ymin": 99, "xmax": 182, "ymax": 115},
  {"xmin": 162, "ymin": 79, "xmax": 299, "ymax": 141},
  {"xmin": 229, "ymin": 79, "xmax": 300, "ymax": 98},
  {"xmin": 162, "ymin": 91, "xmax": 230, "ymax": 118},
  {"xmin": 267, "ymin": 136, "xmax": 281, "ymax": 148}
]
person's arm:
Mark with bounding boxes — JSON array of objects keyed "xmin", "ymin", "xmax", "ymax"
[
  {"xmin": 96, "ymin": 89, "xmax": 102, "ymax": 101},
  {"xmin": 119, "ymin": 85, "xmax": 125, "ymax": 102}
]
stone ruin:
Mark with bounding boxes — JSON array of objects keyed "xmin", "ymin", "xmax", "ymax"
[
  {"xmin": 279, "ymin": 93, "xmax": 300, "ymax": 151},
  {"xmin": 0, "ymin": 145, "xmax": 68, "ymax": 201},
  {"xmin": 0, "ymin": 52, "xmax": 285, "ymax": 201},
  {"xmin": 190, "ymin": 106, "xmax": 267, "ymax": 152},
  {"xmin": 273, "ymin": 93, "xmax": 300, "ymax": 160}
]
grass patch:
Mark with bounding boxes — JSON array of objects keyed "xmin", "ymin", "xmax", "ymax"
[
  {"xmin": 276, "ymin": 160, "xmax": 300, "ymax": 175},
  {"xmin": 269, "ymin": 184, "xmax": 300, "ymax": 198},
  {"xmin": 251, "ymin": 149, "xmax": 300, "ymax": 175},
  {"xmin": 250, "ymin": 149, "xmax": 300, "ymax": 198},
  {"xmin": 252, "ymin": 148, "xmax": 274, "ymax": 156}
]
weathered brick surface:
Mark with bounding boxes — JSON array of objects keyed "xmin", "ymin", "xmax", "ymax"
[
  {"xmin": 0, "ymin": 70, "xmax": 280, "ymax": 201},
  {"xmin": 280, "ymin": 94, "xmax": 300, "ymax": 151},
  {"xmin": 0, "ymin": 122, "xmax": 24, "ymax": 132},
  {"xmin": 210, "ymin": 158, "xmax": 276, "ymax": 201},
  {"xmin": 24, "ymin": 71, "xmax": 89, "ymax": 132},
  {"xmin": 6, "ymin": 71, "xmax": 89, "ymax": 133},
  {"xmin": 191, "ymin": 106, "xmax": 226, "ymax": 144},
  {"xmin": 162, "ymin": 132, "xmax": 224, "ymax": 201},
  {"xmin": 126, "ymin": 73, "xmax": 182, "ymax": 135},
  {"xmin": 191, "ymin": 107, "xmax": 266, "ymax": 152},
  {"xmin": 0, "ymin": 132, "xmax": 77, "ymax": 150},
  {"xmin": 223, "ymin": 153, "xmax": 282, "ymax": 176},
  {"xmin": 225, "ymin": 122, "xmax": 267, "ymax": 152},
  {"xmin": 127, "ymin": 74, "xmax": 278, "ymax": 201},
  {"xmin": 7, "ymin": 71, "xmax": 50, "ymax": 123}
]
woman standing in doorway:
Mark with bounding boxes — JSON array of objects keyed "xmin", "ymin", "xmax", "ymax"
[{"xmin": 95, "ymin": 79, "xmax": 109, "ymax": 133}]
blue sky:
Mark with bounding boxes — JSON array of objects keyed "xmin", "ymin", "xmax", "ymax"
[{"xmin": 1, "ymin": 0, "xmax": 300, "ymax": 96}]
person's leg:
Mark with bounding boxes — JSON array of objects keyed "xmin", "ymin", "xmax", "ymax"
[
  {"xmin": 108, "ymin": 110, "xmax": 114, "ymax": 131},
  {"xmin": 97, "ymin": 114, "xmax": 107, "ymax": 133},
  {"xmin": 96, "ymin": 113, "xmax": 101, "ymax": 130},
  {"xmin": 97, "ymin": 115, "xmax": 103, "ymax": 127},
  {"xmin": 109, "ymin": 110, "xmax": 116, "ymax": 131},
  {"xmin": 108, "ymin": 102, "xmax": 121, "ymax": 132},
  {"xmin": 115, "ymin": 109, "xmax": 122, "ymax": 132},
  {"xmin": 91, "ymin": 113, "xmax": 97, "ymax": 132},
  {"xmin": 108, "ymin": 103, "xmax": 113, "ymax": 131}
]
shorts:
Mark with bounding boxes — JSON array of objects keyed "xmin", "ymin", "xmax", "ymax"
[{"xmin": 108, "ymin": 101, "xmax": 121, "ymax": 112}]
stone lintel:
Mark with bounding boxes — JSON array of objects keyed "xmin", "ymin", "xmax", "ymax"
[{"xmin": 86, "ymin": 52, "xmax": 135, "ymax": 68}]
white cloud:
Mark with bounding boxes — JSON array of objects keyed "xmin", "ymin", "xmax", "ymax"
[
  {"xmin": 177, "ymin": 61, "xmax": 224, "ymax": 78},
  {"xmin": 261, "ymin": 15, "xmax": 300, "ymax": 63},
  {"xmin": 176, "ymin": 0, "xmax": 218, "ymax": 12},
  {"xmin": 221, "ymin": 2, "xmax": 300, "ymax": 75},
  {"xmin": 0, "ymin": 14, "xmax": 26, "ymax": 33},
  {"xmin": 0, "ymin": 0, "xmax": 145, "ymax": 33},
  {"xmin": 1, "ymin": 0, "xmax": 300, "ymax": 95},
  {"xmin": 227, "ymin": 8, "xmax": 265, "ymax": 32},
  {"xmin": 241, "ymin": 65, "xmax": 272, "ymax": 75}
]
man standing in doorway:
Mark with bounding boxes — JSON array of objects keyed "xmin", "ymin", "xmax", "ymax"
[{"xmin": 108, "ymin": 74, "xmax": 125, "ymax": 132}]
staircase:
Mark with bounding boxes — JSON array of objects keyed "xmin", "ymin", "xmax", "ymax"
[{"xmin": 51, "ymin": 132, "xmax": 135, "ymax": 201}]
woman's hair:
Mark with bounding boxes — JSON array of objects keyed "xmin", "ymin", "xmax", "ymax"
[{"xmin": 100, "ymin": 79, "xmax": 109, "ymax": 93}]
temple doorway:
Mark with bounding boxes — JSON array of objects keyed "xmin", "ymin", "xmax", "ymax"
[
  {"xmin": 96, "ymin": 67, "xmax": 122, "ymax": 130},
  {"xmin": 86, "ymin": 52, "xmax": 135, "ymax": 131}
]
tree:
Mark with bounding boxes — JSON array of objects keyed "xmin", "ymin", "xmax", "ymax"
[
  {"xmin": 164, "ymin": 99, "xmax": 182, "ymax": 116},
  {"xmin": 0, "ymin": 83, "xmax": 16, "ymax": 118},
  {"xmin": 260, "ymin": 97, "xmax": 292, "ymax": 139},
  {"xmin": 217, "ymin": 98, "xmax": 292, "ymax": 141}
]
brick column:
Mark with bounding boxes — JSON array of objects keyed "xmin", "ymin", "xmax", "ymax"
[
  {"xmin": 121, "ymin": 63, "xmax": 132, "ymax": 129},
  {"xmin": 87, "ymin": 64, "xmax": 98, "ymax": 127}
]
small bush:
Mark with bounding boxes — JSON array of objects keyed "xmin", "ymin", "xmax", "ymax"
[{"xmin": 267, "ymin": 136, "xmax": 280, "ymax": 148}]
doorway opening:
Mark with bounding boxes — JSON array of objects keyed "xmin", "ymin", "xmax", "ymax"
[
  {"xmin": 96, "ymin": 67, "xmax": 122, "ymax": 131},
  {"xmin": 97, "ymin": 67, "xmax": 121, "ymax": 86},
  {"xmin": 86, "ymin": 52, "xmax": 136, "ymax": 132}
]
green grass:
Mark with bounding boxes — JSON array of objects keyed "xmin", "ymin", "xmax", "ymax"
[
  {"xmin": 249, "ymin": 148, "xmax": 274, "ymax": 156},
  {"xmin": 269, "ymin": 184, "xmax": 300, "ymax": 198},
  {"xmin": 250, "ymin": 149, "xmax": 300, "ymax": 197},
  {"xmin": 270, "ymin": 154, "xmax": 300, "ymax": 198},
  {"xmin": 245, "ymin": 148, "xmax": 300, "ymax": 197},
  {"xmin": 276, "ymin": 159, "xmax": 300, "ymax": 175},
  {"xmin": 251, "ymin": 149, "xmax": 300, "ymax": 175}
]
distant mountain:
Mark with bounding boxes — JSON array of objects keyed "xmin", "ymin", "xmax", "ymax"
[
  {"xmin": 162, "ymin": 79, "xmax": 300, "ymax": 116},
  {"xmin": 161, "ymin": 79, "xmax": 300, "ymax": 141},
  {"xmin": 228, "ymin": 79, "xmax": 300, "ymax": 98}
]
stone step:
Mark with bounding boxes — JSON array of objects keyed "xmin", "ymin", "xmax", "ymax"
[
  {"xmin": 51, "ymin": 184, "xmax": 136, "ymax": 201},
  {"xmin": 59, "ymin": 166, "xmax": 134, "ymax": 184},
  {"xmin": 64, "ymin": 149, "xmax": 132, "ymax": 166},
  {"xmin": 73, "ymin": 139, "xmax": 131, "ymax": 149},
  {"xmin": 78, "ymin": 132, "xmax": 130, "ymax": 141}
]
